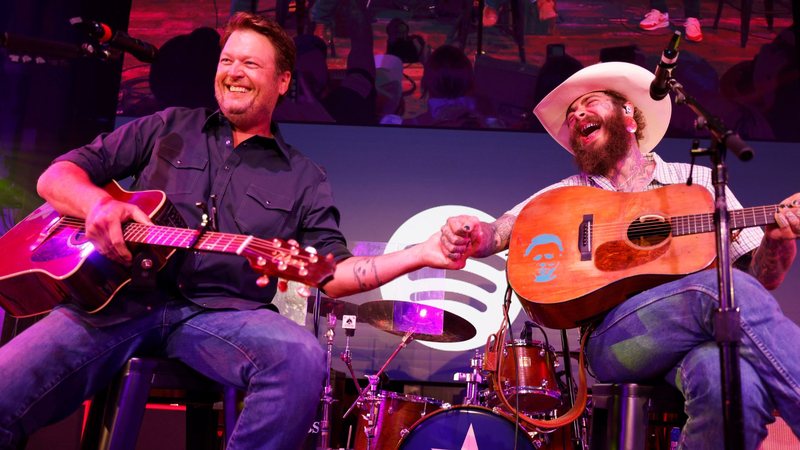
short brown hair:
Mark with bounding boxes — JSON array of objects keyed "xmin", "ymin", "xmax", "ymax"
[
  {"xmin": 220, "ymin": 12, "xmax": 296, "ymax": 75},
  {"xmin": 603, "ymin": 89, "xmax": 645, "ymax": 142}
]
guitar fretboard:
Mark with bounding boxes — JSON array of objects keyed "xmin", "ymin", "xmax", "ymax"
[
  {"xmin": 123, "ymin": 223, "xmax": 250, "ymax": 254},
  {"xmin": 671, "ymin": 205, "xmax": 779, "ymax": 237}
]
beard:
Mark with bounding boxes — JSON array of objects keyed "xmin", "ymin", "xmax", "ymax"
[{"xmin": 569, "ymin": 111, "xmax": 631, "ymax": 176}]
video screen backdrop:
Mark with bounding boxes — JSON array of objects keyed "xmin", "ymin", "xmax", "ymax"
[{"xmin": 119, "ymin": 0, "xmax": 799, "ymax": 139}]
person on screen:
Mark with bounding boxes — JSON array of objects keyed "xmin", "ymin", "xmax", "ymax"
[
  {"xmin": 483, "ymin": 0, "xmax": 557, "ymax": 29},
  {"xmin": 0, "ymin": 13, "xmax": 460, "ymax": 449},
  {"xmin": 439, "ymin": 61, "xmax": 800, "ymax": 448},
  {"xmin": 639, "ymin": 0, "xmax": 703, "ymax": 43},
  {"xmin": 403, "ymin": 45, "xmax": 498, "ymax": 129},
  {"xmin": 275, "ymin": 0, "xmax": 378, "ymax": 125}
]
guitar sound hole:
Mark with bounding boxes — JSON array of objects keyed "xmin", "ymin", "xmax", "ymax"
[
  {"xmin": 627, "ymin": 216, "xmax": 671, "ymax": 247},
  {"xmin": 71, "ymin": 230, "xmax": 89, "ymax": 244}
]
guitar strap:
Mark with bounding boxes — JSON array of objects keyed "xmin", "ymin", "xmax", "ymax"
[
  {"xmin": 483, "ymin": 286, "xmax": 591, "ymax": 432},
  {"xmin": 490, "ymin": 324, "xmax": 590, "ymax": 431}
]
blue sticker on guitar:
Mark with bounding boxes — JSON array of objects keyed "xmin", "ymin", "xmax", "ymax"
[{"xmin": 524, "ymin": 234, "xmax": 564, "ymax": 283}]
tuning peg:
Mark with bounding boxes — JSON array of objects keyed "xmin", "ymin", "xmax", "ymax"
[
  {"xmin": 256, "ymin": 275, "xmax": 270, "ymax": 287},
  {"xmin": 277, "ymin": 260, "xmax": 288, "ymax": 271},
  {"xmin": 304, "ymin": 246, "xmax": 317, "ymax": 254},
  {"xmin": 287, "ymin": 239, "xmax": 299, "ymax": 247},
  {"xmin": 295, "ymin": 285, "xmax": 311, "ymax": 297},
  {"xmin": 277, "ymin": 279, "xmax": 288, "ymax": 292},
  {"xmin": 298, "ymin": 267, "xmax": 308, "ymax": 277}
]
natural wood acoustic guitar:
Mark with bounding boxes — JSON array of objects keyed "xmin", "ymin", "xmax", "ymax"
[{"xmin": 507, "ymin": 184, "xmax": 779, "ymax": 329}]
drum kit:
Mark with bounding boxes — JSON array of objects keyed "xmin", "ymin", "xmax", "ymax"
[{"xmin": 309, "ymin": 296, "xmax": 589, "ymax": 450}]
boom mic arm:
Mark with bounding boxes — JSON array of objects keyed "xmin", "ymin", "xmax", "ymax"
[{"xmin": 70, "ymin": 16, "xmax": 159, "ymax": 63}]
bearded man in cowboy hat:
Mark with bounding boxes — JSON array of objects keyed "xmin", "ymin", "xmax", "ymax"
[{"xmin": 439, "ymin": 61, "xmax": 800, "ymax": 448}]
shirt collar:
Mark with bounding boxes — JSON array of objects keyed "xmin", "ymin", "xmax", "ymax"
[{"xmin": 203, "ymin": 110, "xmax": 292, "ymax": 162}]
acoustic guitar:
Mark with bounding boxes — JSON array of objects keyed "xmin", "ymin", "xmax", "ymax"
[
  {"xmin": 0, "ymin": 181, "xmax": 336, "ymax": 318},
  {"xmin": 507, "ymin": 184, "xmax": 779, "ymax": 329}
]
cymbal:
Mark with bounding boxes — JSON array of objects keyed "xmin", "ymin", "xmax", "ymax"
[
  {"xmin": 307, "ymin": 296, "xmax": 359, "ymax": 319},
  {"xmin": 358, "ymin": 300, "xmax": 476, "ymax": 343}
]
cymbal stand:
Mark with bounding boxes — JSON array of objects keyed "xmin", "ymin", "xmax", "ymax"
[
  {"xmin": 343, "ymin": 329, "xmax": 416, "ymax": 418},
  {"xmin": 454, "ymin": 350, "xmax": 484, "ymax": 405},
  {"xmin": 340, "ymin": 313, "xmax": 363, "ymax": 396},
  {"xmin": 318, "ymin": 313, "xmax": 337, "ymax": 450}
]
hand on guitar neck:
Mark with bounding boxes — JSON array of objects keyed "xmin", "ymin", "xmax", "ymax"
[
  {"xmin": 752, "ymin": 193, "xmax": 800, "ymax": 290},
  {"xmin": 765, "ymin": 195, "xmax": 800, "ymax": 241}
]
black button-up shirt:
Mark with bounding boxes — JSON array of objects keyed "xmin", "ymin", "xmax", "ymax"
[{"xmin": 56, "ymin": 107, "xmax": 351, "ymax": 313}]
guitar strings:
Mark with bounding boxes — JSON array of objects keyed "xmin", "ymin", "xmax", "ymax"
[
  {"xmin": 525, "ymin": 204, "xmax": 780, "ymax": 238},
  {"xmin": 55, "ymin": 218, "xmax": 320, "ymax": 264}
]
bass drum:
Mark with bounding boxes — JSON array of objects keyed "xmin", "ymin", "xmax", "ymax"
[{"xmin": 397, "ymin": 406, "xmax": 538, "ymax": 450}]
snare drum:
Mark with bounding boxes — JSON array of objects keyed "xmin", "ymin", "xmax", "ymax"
[
  {"xmin": 486, "ymin": 339, "xmax": 561, "ymax": 413},
  {"xmin": 397, "ymin": 406, "xmax": 538, "ymax": 449},
  {"xmin": 354, "ymin": 391, "xmax": 443, "ymax": 450}
]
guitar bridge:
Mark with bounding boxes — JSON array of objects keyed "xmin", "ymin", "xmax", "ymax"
[{"xmin": 578, "ymin": 214, "xmax": 592, "ymax": 261}]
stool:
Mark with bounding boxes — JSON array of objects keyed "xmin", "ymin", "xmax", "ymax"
[
  {"xmin": 448, "ymin": 0, "xmax": 526, "ymax": 63},
  {"xmin": 713, "ymin": 0, "xmax": 775, "ymax": 48},
  {"xmin": 590, "ymin": 383, "xmax": 686, "ymax": 450},
  {"xmin": 81, "ymin": 357, "xmax": 238, "ymax": 450}
]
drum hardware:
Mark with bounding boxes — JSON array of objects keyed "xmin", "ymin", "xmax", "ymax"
[
  {"xmin": 559, "ymin": 329, "xmax": 588, "ymax": 450},
  {"xmin": 343, "ymin": 329, "xmax": 415, "ymax": 416},
  {"xmin": 339, "ymin": 316, "xmax": 362, "ymax": 396},
  {"xmin": 354, "ymin": 390, "xmax": 446, "ymax": 450},
  {"xmin": 484, "ymin": 286, "xmax": 590, "ymax": 434},
  {"xmin": 312, "ymin": 299, "xmax": 476, "ymax": 449},
  {"xmin": 318, "ymin": 313, "xmax": 338, "ymax": 450},
  {"xmin": 453, "ymin": 350, "xmax": 484, "ymax": 406}
]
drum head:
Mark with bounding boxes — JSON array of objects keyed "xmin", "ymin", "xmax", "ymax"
[{"xmin": 397, "ymin": 406, "xmax": 536, "ymax": 450}]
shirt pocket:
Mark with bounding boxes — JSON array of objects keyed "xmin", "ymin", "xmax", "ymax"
[
  {"xmin": 235, "ymin": 184, "xmax": 295, "ymax": 237},
  {"xmin": 154, "ymin": 150, "xmax": 208, "ymax": 195}
]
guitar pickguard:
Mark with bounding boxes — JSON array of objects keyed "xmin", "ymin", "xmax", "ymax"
[{"xmin": 594, "ymin": 239, "xmax": 671, "ymax": 272}]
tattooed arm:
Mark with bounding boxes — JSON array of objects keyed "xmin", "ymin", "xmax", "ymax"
[
  {"xmin": 440, "ymin": 213, "xmax": 517, "ymax": 259},
  {"xmin": 748, "ymin": 194, "xmax": 800, "ymax": 290},
  {"xmin": 320, "ymin": 230, "xmax": 464, "ymax": 298}
]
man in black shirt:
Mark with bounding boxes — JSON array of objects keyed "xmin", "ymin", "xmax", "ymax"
[{"xmin": 0, "ymin": 13, "xmax": 457, "ymax": 449}]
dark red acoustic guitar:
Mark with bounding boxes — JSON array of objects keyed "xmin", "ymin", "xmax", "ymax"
[
  {"xmin": 0, "ymin": 181, "xmax": 336, "ymax": 318},
  {"xmin": 507, "ymin": 184, "xmax": 779, "ymax": 329}
]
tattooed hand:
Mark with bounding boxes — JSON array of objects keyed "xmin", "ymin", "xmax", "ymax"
[{"xmin": 767, "ymin": 194, "xmax": 800, "ymax": 241}]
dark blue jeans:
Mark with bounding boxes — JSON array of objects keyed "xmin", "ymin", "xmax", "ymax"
[
  {"xmin": 0, "ymin": 299, "xmax": 325, "ymax": 449},
  {"xmin": 587, "ymin": 269, "xmax": 800, "ymax": 449},
  {"xmin": 649, "ymin": 0, "xmax": 700, "ymax": 18}
]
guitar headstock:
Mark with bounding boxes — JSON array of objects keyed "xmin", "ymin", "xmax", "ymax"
[{"xmin": 242, "ymin": 238, "xmax": 336, "ymax": 288}]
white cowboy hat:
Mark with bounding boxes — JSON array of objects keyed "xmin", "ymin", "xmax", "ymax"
[{"xmin": 532, "ymin": 61, "xmax": 671, "ymax": 154}]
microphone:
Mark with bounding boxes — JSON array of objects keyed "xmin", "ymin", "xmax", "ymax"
[
  {"xmin": 649, "ymin": 30, "xmax": 682, "ymax": 101},
  {"xmin": 69, "ymin": 17, "xmax": 159, "ymax": 63}
]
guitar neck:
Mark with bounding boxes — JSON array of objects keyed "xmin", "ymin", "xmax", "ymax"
[
  {"xmin": 673, "ymin": 205, "xmax": 778, "ymax": 237},
  {"xmin": 123, "ymin": 223, "xmax": 255, "ymax": 255}
]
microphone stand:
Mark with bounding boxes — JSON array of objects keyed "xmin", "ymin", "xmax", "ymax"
[{"xmin": 665, "ymin": 76, "xmax": 753, "ymax": 450}]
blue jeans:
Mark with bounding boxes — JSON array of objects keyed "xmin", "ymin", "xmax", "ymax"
[
  {"xmin": 0, "ymin": 299, "xmax": 326, "ymax": 450},
  {"xmin": 649, "ymin": 0, "xmax": 700, "ymax": 18},
  {"xmin": 586, "ymin": 269, "xmax": 800, "ymax": 449}
]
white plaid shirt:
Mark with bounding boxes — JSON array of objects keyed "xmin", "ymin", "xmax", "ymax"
[{"xmin": 506, "ymin": 152, "xmax": 764, "ymax": 264}]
